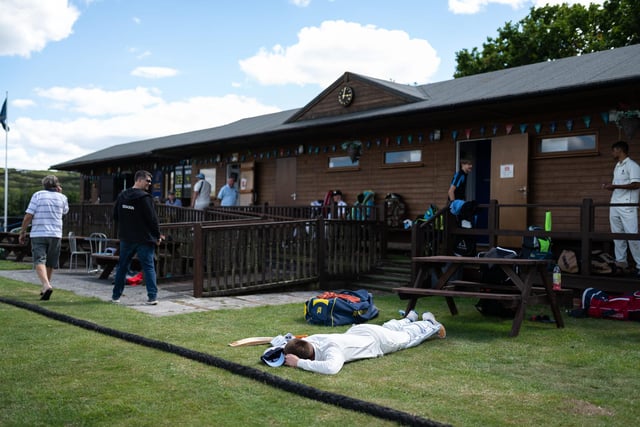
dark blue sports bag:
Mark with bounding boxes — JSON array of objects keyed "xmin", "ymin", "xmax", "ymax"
[{"xmin": 304, "ymin": 289, "xmax": 379, "ymax": 326}]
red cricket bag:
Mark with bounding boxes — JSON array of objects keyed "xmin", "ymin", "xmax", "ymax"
[{"xmin": 582, "ymin": 288, "xmax": 640, "ymax": 321}]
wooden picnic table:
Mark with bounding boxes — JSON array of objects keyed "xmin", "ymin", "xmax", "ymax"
[
  {"xmin": 91, "ymin": 239, "xmax": 181, "ymax": 279},
  {"xmin": 0, "ymin": 231, "xmax": 31, "ymax": 261},
  {"xmin": 393, "ymin": 255, "xmax": 565, "ymax": 337}
]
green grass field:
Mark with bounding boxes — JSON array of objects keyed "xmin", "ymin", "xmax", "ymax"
[{"xmin": 1, "ymin": 260, "xmax": 638, "ymax": 426}]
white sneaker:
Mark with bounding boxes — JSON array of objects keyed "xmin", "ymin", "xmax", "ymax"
[
  {"xmin": 145, "ymin": 299, "xmax": 158, "ymax": 305},
  {"xmin": 423, "ymin": 312, "xmax": 446, "ymax": 338},
  {"xmin": 406, "ymin": 310, "xmax": 419, "ymax": 322},
  {"xmin": 422, "ymin": 311, "xmax": 436, "ymax": 323},
  {"xmin": 110, "ymin": 298, "xmax": 120, "ymax": 304}
]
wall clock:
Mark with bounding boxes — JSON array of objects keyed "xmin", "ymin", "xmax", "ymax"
[{"xmin": 338, "ymin": 86, "xmax": 354, "ymax": 106}]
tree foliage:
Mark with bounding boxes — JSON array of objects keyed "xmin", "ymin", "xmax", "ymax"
[{"xmin": 454, "ymin": 0, "xmax": 640, "ymax": 78}]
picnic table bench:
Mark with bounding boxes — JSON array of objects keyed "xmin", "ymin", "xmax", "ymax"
[
  {"xmin": 393, "ymin": 255, "xmax": 565, "ymax": 337},
  {"xmin": 0, "ymin": 232, "xmax": 31, "ymax": 261},
  {"xmin": 91, "ymin": 240, "xmax": 181, "ymax": 279}
]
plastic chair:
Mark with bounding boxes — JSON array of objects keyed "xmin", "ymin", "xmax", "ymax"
[
  {"xmin": 88, "ymin": 232, "xmax": 110, "ymax": 273},
  {"xmin": 68, "ymin": 232, "xmax": 90, "ymax": 271}
]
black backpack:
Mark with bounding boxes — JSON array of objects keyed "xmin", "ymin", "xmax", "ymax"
[
  {"xmin": 475, "ymin": 247, "xmax": 520, "ymax": 318},
  {"xmin": 479, "ymin": 247, "xmax": 518, "ymax": 285}
]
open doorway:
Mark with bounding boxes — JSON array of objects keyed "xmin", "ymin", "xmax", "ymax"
[
  {"xmin": 458, "ymin": 134, "xmax": 530, "ymax": 248},
  {"xmin": 457, "ymin": 139, "xmax": 491, "ymax": 243}
]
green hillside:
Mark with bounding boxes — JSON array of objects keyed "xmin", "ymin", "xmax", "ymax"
[{"xmin": 0, "ymin": 169, "xmax": 81, "ymax": 218}]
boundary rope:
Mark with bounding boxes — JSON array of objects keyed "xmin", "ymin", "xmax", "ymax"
[{"xmin": 0, "ymin": 297, "xmax": 450, "ymax": 427}]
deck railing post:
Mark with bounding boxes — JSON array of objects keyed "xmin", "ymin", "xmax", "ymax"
[
  {"xmin": 193, "ymin": 222, "xmax": 203, "ymax": 297},
  {"xmin": 580, "ymin": 198, "xmax": 593, "ymax": 275},
  {"xmin": 317, "ymin": 217, "xmax": 326, "ymax": 285},
  {"xmin": 488, "ymin": 199, "xmax": 498, "ymax": 248}
]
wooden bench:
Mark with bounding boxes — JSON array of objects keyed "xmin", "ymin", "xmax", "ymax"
[
  {"xmin": 393, "ymin": 255, "xmax": 565, "ymax": 337},
  {"xmin": 91, "ymin": 254, "xmax": 119, "ymax": 279}
]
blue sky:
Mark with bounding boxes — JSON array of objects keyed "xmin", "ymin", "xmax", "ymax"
[{"xmin": 0, "ymin": 0, "xmax": 602, "ymax": 170}]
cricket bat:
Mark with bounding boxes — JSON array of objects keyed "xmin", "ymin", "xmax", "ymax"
[
  {"xmin": 228, "ymin": 336, "xmax": 274, "ymax": 347},
  {"xmin": 228, "ymin": 334, "xmax": 308, "ymax": 347}
]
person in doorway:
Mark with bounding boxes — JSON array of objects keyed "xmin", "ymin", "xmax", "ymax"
[
  {"xmin": 448, "ymin": 159, "xmax": 473, "ymax": 202},
  {"xmin": 603, "ymin": 140, "xmax": 640, "ymax": 274},
  {"xmin": 330, "ymin": 190, "xmax": 347, "ymax": 219},
  {"xmin": 165, "ymin": 190, "xmax": 182, "ymax": 207},
  {"xmin": 217, "ymin": 173, "xmax": 239, "ymax": 206},
  {"xmin": 111, "ymin": 170, "xmax": 164, "ymax": 305},
  {"xmin": 192, "ymin": 172, "xmax": 212, "ymax": 210},
  {"xmin": 18, "ymin": 175, "xmax": 69, "ymax": 301},
  {"xmin": 282, "ymin": 311, "xmax": 445, "ymax": 375}
]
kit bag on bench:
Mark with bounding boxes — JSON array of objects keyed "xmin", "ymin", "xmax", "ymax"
[
  {"xmin": 304, "ymin": 289, "xmax": 379, "ymax": 326},
  {"xmin": 475, "ymin": 246, "xmax": 519, "ymax": 318}
]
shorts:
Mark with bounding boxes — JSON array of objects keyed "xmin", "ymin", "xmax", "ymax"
[{"xmin": 31, "ymin": 237, "xmax": 62, "ymax": 268}]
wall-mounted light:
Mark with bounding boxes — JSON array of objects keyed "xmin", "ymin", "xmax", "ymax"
[{"xmin": 433, "ymin": 129, "xmax": 441, "ymax": 141}]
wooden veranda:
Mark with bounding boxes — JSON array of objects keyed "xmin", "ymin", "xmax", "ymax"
[
  {"xmin": 414, "ymin": 199, "xmax": 640, "ymax": 293},
  {"xmin": 56, "ymin": 198, "xmax": 640, "ymax": 297}
]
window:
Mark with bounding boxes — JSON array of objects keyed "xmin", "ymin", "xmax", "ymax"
[
  {"xmin": 535, "ymin": 133, "xmax": 598, "ymax": 157},
  {"xmin": 384, "ymin": 149, "xmax": 422, "ymax": 165},
  {"xmin": 328, "ymin": 156, "xmax": 359, "ymax": 168}
]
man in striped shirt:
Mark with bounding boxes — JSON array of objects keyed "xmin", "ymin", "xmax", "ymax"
[{"xmin": 18, "ymin": 175, "xmax": 69, "ymax": 301}]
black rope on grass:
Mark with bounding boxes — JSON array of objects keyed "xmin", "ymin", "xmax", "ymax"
[{"xmin": 0, "ymin": 297, "xmax": 450, "ymax": 427}]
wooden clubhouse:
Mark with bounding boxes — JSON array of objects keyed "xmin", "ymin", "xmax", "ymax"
[{"xmin": 49, "ymin": 44, "xmax": 640, "ymax": 299}]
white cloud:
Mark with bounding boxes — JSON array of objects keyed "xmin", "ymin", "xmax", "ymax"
[
  {"xmin": 239, "ymin": 20, "xmax": 440, "ymax": 87},
  {"xmin": 34, "ymin": 86, "xmax": 164, "ymax": 116},
  {"xmin": 290, "ymin": 0, "xmax": 312, "ymax": 6},
  {"xmin": 131, "ymin": 66, "xmax": 179, "ymax": 79},
  {"xmin": 128, "ymin": 47, "xmax": 152, "ymax": 60},
  {"xmin": 448, "ymin": 0, "xmax": 527, "ymax": 14},
  {"xmin": 12, "ymin": 98, "xmax": 36, "ymax": 108},
  {"xmin": 448, "ymin": 0, "xmax": 604, "ymax": 14},
  {"xmin": 532, "ymin": 0, "xmax": 605, "ymax": 6},
  {"xmin": 7, "ymin": 88, "xmax": 281, "ymax": 170},
  {"xmin": 0, "ymin": 0, "xmax": 80, "ymax": 57}
]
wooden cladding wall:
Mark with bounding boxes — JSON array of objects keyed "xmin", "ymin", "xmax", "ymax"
[
  {"xmin": 294, "ymin": 82, "xmax": 412, "ymax": 122},
  {"xmin": 249, "ymin": 113, "xmax": 630, "ymax": 229},
  {"xmin": 251, "ymin": 133, "xmax": 456, "ymax": 220}
]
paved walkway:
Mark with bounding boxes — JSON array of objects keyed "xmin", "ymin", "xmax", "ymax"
[{"xmin": 0, "ymin": 268, "xmax": 320, "ymax": 317}]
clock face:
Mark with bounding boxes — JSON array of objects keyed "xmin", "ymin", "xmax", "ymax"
[{"xmin": 338, "ymin": 86, "xmax": 354, "ymax": 106}]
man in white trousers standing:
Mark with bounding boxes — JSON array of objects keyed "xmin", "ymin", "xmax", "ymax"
[{"xmin": 604, "ymin": 140, "xmax": 640, "ymax": 274}]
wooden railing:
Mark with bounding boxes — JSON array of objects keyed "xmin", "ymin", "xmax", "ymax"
[
  {"xmin": 63, "ymin": 202, "xmax": 385, "ymax": 237},
  {"xmin": 412, "ymin": 198, "xmax": 640, "ymax": 283},
  {"xmin": 191, "ymin": 218, "xmax": 384, "ymax": 297},
  {"xmin": 63, "ymin": 203, "xmax": 386, "ymax": 297}
]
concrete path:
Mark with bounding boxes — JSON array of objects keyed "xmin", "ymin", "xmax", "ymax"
[{"xmin": 0, "ymin": 268, "xmax": 320, "ymax": 317}]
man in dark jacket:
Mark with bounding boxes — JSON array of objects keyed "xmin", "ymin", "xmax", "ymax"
[{"xmin": 111, "ymin": 170, "xmax": 164, "ymax": 305}]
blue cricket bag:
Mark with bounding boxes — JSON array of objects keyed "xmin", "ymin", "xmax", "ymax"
[{"xmin": 304, "ymin": 289, "xmax": 379, "ymax": 326}]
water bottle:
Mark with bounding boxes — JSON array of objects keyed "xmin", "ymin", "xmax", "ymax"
[{"xmin": 552, "ymin": 265, "xmax": 562, "ymax": 291}]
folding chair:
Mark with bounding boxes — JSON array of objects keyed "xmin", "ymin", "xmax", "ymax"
[
  {"xmin": 88, "ymin": 232, "xmax": 112, "ymax": 273},
  {"xmin": 68, "ymin": 231, "xmax": 90, "ymax": 271}
]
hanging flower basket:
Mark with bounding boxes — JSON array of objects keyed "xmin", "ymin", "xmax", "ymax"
[
  {"xmin": 614, "ymin": 107, "xmax": 640, "ymax": 140},
  {"xmin": 341, "ymin": 140, "xmax": 362, "ymax": 163},
  {"xmin": 619, "ymin": 116, "xmax": 640, "ymax": 140}
]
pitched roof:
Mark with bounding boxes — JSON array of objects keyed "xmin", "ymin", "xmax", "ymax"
[{"xmin": 52, "ymin": 44, "xmax": 640, "ymax": 170}]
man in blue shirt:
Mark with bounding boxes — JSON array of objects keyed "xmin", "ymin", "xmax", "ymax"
[
  {"xmin": 217, "ymin": 173, "xmax": 239, "ymax": 206},
  {"xmin": 448, "ymin": 159, "xmax": 473, "ymax": 202},
  {"xmin": 165, "ymin": 191, "xmax": 182, "ymax": 206}
]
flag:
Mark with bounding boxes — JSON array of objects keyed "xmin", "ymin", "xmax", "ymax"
[{"xmin": 0, "ymin": 97, "xmax": 7, "ymax": 131}]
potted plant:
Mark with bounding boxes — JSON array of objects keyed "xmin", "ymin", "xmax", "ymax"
[
  {"xmin": 341, "ymin": 140, "xmax": 362, "ymax": 163},
  {"xmin": 615, "ymin": 105, "xmax": 640, "ymax": 140}
]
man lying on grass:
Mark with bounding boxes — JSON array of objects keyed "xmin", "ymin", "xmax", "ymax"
[{"xmin": 283, "ymin": 311, "xmax": 445, "ymax": 375}]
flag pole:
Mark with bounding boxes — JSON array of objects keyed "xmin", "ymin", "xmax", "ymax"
[{"xmin": 3, "ymin": 91, "xmax": 8, "ymax": 232}]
